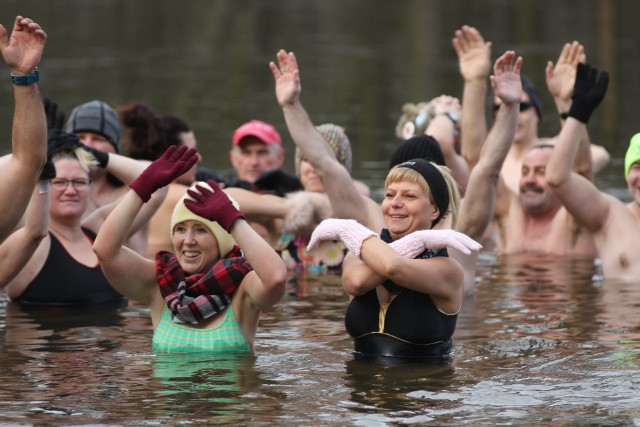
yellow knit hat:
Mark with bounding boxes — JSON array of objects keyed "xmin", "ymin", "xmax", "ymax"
[
  {"xmin": 170, "ymin": 182, "xmax": 239, "ymax": 258},
  {"xmin": 625, "ymin": 133, "xmax": 640, "ymax": 179}
]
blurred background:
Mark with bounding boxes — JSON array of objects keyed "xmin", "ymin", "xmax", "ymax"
[{"xmin": 1, "ymin": 0, "xmax": 638, "ymax": 198}]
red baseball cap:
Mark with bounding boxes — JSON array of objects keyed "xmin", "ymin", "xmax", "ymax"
[{"xmin": 232, "ymin": 120, "xmax": 282, "ymax": 147}]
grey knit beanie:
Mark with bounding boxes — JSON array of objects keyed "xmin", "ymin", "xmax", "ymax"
[{"xmin": 65, "ymin": 100, "xmax": 121, "ymax": 152}]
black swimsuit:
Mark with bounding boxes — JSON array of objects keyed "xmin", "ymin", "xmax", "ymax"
[
  {"xmin": 344, "ymin": 229, "xmax": 456, "ymax": 360},
  {"xmin": 16, "ymin": 228, "xmax": 125, "ymax": 307}
]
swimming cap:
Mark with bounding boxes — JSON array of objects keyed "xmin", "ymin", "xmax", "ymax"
[
  {"xmin": 625, "ymin": 133, "xmax": 640, "ymax": 179},
  {"xmin": 65, "ymin": 100, "xmax": 121, "ymax": 152},
  {"xmin": 170, "ymin": 182, "xmax": 239, "ymax": 258}
]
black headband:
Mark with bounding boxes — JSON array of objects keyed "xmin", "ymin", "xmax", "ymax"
[{"xmin": 395, "ymin": 158, "xmax": 449, "ymax": 227}]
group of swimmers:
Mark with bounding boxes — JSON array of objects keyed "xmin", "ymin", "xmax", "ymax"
[{"xmin": 1, "ymin": 16, "xmax": 639, "ymax": 362}]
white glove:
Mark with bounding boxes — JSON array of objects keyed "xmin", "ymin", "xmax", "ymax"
[
  {"xmin": 389, "ymin": 229, "xmax": 482, "ymax": 257},
  {"xmin": 307, "ymin": 218, "xmax": 376, "ymax": 257}
]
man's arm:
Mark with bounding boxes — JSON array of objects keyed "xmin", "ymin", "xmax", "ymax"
[
  {"xmin": 0, "ymin": 16, "xmax": 47, "ymax": 242},
  {"xmin": 457, "ymin": 51, "xmax": 522, "ymax": 240}
]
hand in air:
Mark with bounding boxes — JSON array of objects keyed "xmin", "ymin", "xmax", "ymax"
[{"xmin": 129, "ymin": 145, "xmax": 198, "ymax": 202}]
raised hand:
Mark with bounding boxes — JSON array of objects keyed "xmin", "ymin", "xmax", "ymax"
[
  {"xmin": 0, "ymin": 16, "xmax": 47, "ymax": 75},
  {"xmin": 389, "ymin": 229, "xmax": 482, "ymax": 257},
  {"xmin": 269, "ymin": 49, "xmax": 302, "ymax": 107},
  {"xmin": 491, "ymin": 50, "xmax": 523, "ymax": 108},
  {"xmin": 44, "ymin": 98, "xmax": 65, "ymax": 134},
  {"xmin": 452, "ymin": 25, "xmax": 492, "ymax": 82},
  {"xmin": 568, "ymin": 63, "xmax": 609, "ymax": 124},
  {"xmin": 184, "ymin": 180, "xmax": 245, "ymax": 232},
  {"xmin": 306, "ymin": 218, "xmax": 376, "ymax": 257},
  {"xmin": 129, "ymin": 145, "xmax": 198, "ymax": 202},
  {"xmin": 545, "ymin": 41, "xmax": 586, "ymax": 107}
]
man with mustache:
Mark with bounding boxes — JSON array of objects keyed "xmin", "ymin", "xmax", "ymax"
[{"xmin": 491, "ymin": 143, "xmax": 597, "ymax": 256}]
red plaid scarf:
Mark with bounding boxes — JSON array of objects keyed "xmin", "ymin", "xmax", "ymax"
[{"xmin": 155, "ymin": 245, "xmax": 252, "ymax": 324}]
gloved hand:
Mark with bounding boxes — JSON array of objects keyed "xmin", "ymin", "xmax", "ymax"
[
  {"xmin": 389, "ymin": 229, "xmax": 482, "ymax": 257},
  {"xmin": 81, "ymin": 145, "xmax": 109, "ymax": 168},
  {"xmin": 129, "ymin": 145, "xmax": 199, "ymax": 202},
  {"xmin": 306, "ymin": 218, "xmax": 376, "ymax": 257},
  {"xmin": 568, "ymin": 63, "xmax": 609, "ymax": 124},
  {"xmin": 184, "ymin": 180, "xmax": 246, "ymax": 232},
  {"xmin": 44, "ymin": 98, "xmax": 65, "ymax": 136},
  {"xmin": 39, "ymin": 160, "xmax": 56, "ymax": 181}
]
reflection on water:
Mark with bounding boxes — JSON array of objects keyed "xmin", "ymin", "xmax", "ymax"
[{"xmin": 1, "ymin": 253, "xmax": 639, "ymax": 425}]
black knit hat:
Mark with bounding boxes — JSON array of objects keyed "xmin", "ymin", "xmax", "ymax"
[
  {"xmin": 389, "ymin": 135, "xmax": 445, "ymax": 170},
  {"xmin": 65, "ymin": 100, "xmax": 121, "ymax": 152}
]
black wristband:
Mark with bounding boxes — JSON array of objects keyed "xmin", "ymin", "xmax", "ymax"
[{"xmin": 560, "ymin": 112, "xmax": 569, "ymax": 120}]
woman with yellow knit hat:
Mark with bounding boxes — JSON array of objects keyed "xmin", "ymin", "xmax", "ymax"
[{"xmin": 94, "ymin": 145, "xmax": 288, "ymax": 352}]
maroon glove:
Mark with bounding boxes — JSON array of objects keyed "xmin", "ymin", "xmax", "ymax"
[
  {"xmin": 184, "ymin": 180, "xmax": 246, "ymax": 232},
  {"xmin": 129, "ymin": 145, "xmax": 199, "ymax": 202}
]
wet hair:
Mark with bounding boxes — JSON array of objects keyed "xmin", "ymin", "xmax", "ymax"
[{"xmin": 385, "ymin": 160, "xmax": 461, "ymax": 228}]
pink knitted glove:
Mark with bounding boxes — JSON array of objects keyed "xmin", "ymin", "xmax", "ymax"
[
  {"xmin": 129, "ymin": 145, "xmax": 199, "ymax": 202},
  {"xmin": 184, "ymin": 180, "xmax": 245, "ymax": 232},
  {"xmin": 389, "ymin": 229, "xmax": 482, "ymax": 257},
  {"xmin": 307, "ymin": 218, "xmax": 376, "ymax": 257}
]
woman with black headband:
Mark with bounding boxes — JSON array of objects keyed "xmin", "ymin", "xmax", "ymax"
[{"xmin": 307, "ymin": 159, "xmax": 481, "ymax": 361}]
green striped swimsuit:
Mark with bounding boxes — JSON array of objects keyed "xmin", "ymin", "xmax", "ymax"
[{"xmin": 152, "ymin": 304, "xmax": 251, "ymax": 353}]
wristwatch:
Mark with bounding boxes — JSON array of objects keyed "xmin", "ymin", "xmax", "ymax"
[
  {"xmin": 10, "ymin": 68, "xmax": 39, "ymax": 85},
  {"xmin": 439, "ymin": 111, "xmax": 459, "ymax": 125}
]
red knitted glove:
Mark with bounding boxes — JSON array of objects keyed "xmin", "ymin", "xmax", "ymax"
[
  {"xmin": 129, "ymin": 145, "xmax": 198, "ymax": 202},
  {"xmin": 184, "ymin": 180, "xmax": 245, "ymax": 232},
  {"xmin": 389, "ymin": 229, "xmax": 482, "ymax": 257},
  {"xmin": 306, "ymin": 218, "xmax": 376, "ymax": 257}
]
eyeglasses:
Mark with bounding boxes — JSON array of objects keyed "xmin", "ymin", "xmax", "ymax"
[
  {"xmin": 50, "ymin": 178, "xmax": 91, "ymax": 191},
  {"xmin": 493, "ymin": 101, "xmax": 534, "ymax": 114}
]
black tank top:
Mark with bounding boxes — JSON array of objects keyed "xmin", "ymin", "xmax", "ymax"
[
  {"xmin": 16, "ymin": 228, "xmax": 125, "ymax": 307},
  {"xmin": 344, "ymin": 229, "xmax": 457, "ymax": 360}
]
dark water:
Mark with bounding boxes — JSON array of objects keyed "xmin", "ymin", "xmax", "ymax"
[
  {"xmin": 1, "ymin": 255, "xmax": 639, "ymax": 425},
  {"xmin": 1, "ymin": 1, "xmax": 639, "ymax": 425}
]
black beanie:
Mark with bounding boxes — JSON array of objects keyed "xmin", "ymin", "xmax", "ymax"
[{"xmin": 389, "ymin": 135, "xmax": 445, "ymax": 170}]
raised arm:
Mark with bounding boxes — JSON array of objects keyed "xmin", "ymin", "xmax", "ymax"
[
  {"xmin": 0, "ymin": 16, "xmax": 47, "ymax": 243},
  {"xmin": 426, "ymin": 96, "xmax": 469, "ymax": 192},
  {"xmin": 545, "ymin": 41, "xmax": 609, "ymax": 176},
  {"xmin": 94, "ymin": 146, "xmax": 199, "ymax": 302},
  {"xmin": 457, "ymin": 51, "xmax": 522, "ymax": 240},
  {"xmin": 546, "ymin": 63, "xmax": 610, "ymax": 232},
  {"xmin": 270, "ymin": 50, "xmax": 378, "ymax": 229},
  {"xmin": 452, "ymin": 25, "xmax": 492, "ymax": 168}
]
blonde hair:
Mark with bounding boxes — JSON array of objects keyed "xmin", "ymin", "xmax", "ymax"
[{"xmin": 385, "ymin": 163, "xmax": 460, "ymax": 228}]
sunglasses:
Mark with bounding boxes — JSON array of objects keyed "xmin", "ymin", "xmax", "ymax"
[{"xmin": 493, "ymin": 101, "xmax": 534, "ymax": 114}]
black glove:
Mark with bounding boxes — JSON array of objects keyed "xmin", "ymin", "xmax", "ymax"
[
  {"xmin": 568, "ymin": 63, "xmax": 609, "ymax": 124},
  {"xmin": 254, "ymin": 169, "xmax": 303, "ymax": 197},
  {"xmin": 44, "ymin": 98, "xmax": 65, "ymax": 136},
  {"xmin": 82, "ymin": 145, "xmax": 109, "ymax": 168},
  {"xmin": 47, "ymin": 131, "xmax": 84, "ymax": 158},
  {"xmin": 39, "ymin": 160, "xmax": 56, "ymax": 181}
]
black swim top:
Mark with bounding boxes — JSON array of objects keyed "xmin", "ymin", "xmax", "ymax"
[
  {"xmin": 16, "ymin": 228, "xmax": 125, "ymax": 307},
  {"xmin": 344, "ymin": 229, "xmax": 457, "ymax": 360}
]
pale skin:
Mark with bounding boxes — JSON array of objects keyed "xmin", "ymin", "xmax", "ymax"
[
  {"xmin": 0, "ymin": 155, "xmax": 167, "ymax": 299},
  {"xmin": 547, "ymin": 118, "xmax": 640, "ymax": 281},
  {"xmin": 0, "ymin": 16, "xmax": 47, "ymax": 244},
  {"xmin": 270, "ymin": 49, "xmax": 384, "ymax": 232},
  {"xmin": 93, "ymin": 164, "xmax": 288, "ymax": 349},
  {"xmin": 492, "ymin": 145, "xmax": 597, "ymax": 256},
  {"xmin": 452, "ymin": 50, "xmax": 522, "ymax": 294}
]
